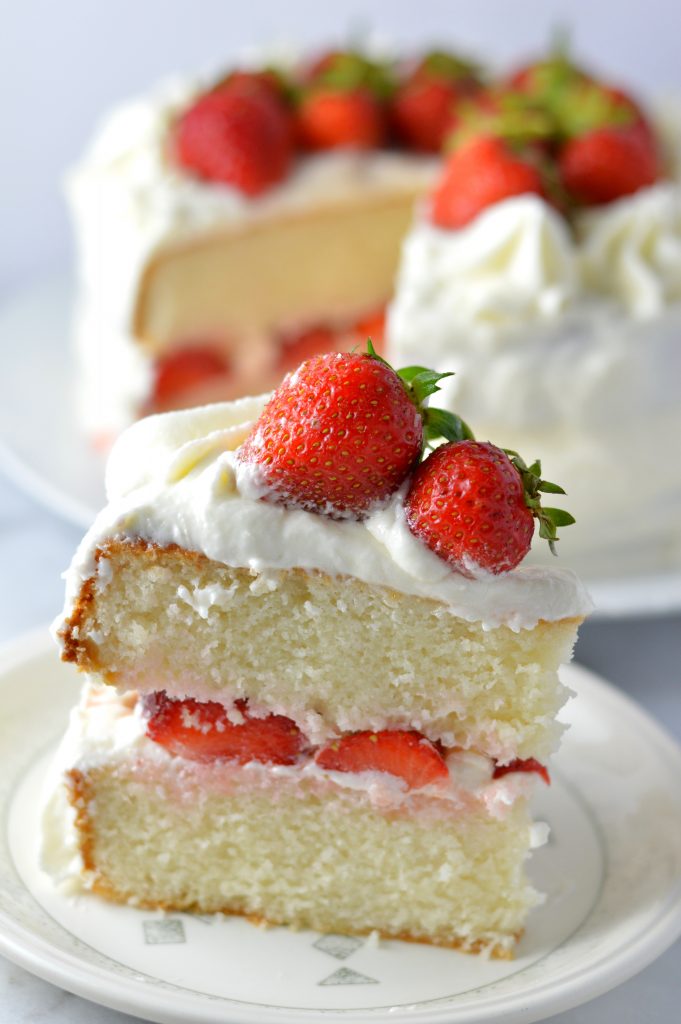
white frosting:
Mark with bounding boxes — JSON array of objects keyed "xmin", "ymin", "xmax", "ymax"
[
  {"xmin": 388, "ymin": 195, "xmax": 579, "ymax": 361},
  {"xmin": 387, "ymin": 179, "xmax": 681, "ymax": 571},
  {"xmin": 579, "ymin": 182, "xmax": 681, "ymax": 316},
  {"xmin": 57, "ymin": 395, "xmax": 591, "ymax": 634},
  {"xmin": 68, "ymin": 77, "xmax": 437, "ymax": 435}
]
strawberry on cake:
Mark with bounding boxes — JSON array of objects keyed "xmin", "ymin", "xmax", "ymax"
[
  {"xmin": 70, "ymin": 47, "xmax": 483, "ymax": 441},
  {"xmin": 44, "ymin": 346, "xmax": 590, "ymax": 957},
  {"xmin": 387, "ymin": 48, "xmax": 681, "ymax": 572}
]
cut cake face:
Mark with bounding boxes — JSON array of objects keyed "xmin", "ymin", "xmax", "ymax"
[{"xmin": 46, "ymin": 354, "xmax": 590, "ymax": 957}]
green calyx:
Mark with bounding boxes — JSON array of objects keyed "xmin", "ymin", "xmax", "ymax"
[
  {"xmin": 419, "ymin": 49, "xmax": 482, "ymax": 85},
  {"xmin": 504, "ymin": 450, "xmax": 575, "ymax": 554},
  {"xmin": 365, "ymin": 340, "xmax": 474, "ymax": 448},
  {"xmin": 449, "ymin": 91, "xmax": 557, "ymax": 153},
  {"xmin": 311, "ymin": 52, "xmax": 396, "ymax": 100}
]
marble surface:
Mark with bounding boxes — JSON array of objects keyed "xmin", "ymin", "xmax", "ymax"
[{"xmin": 0, "ymin": 467, "xmax": 679, "ymax": 1024}]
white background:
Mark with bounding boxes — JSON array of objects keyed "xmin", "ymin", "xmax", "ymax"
[{"xmin": 2, "ymin": 0, "xmax": 681, "ymax": 294}]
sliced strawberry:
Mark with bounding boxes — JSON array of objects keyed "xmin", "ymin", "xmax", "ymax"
[
  {"xmin": 276, "ymin": 325, "xmax": 339, "ymax": 374},
  {"xmin": 352, "ymin": 307, "xmax": 386, "ymax": 352},
  {"xmin": 315, "ymin": 730, "xmax": 449, "ymax": 791},
  {"xmin": 144, "ymin": 693, "xmax": 306, "ymax": 765},
  {"xmin": 152, "ymin": 346, "xmax": 230, "ymax": 406},
  {"xmin": 493, "ymin": 757, "xmax": 550, "ymax": 786}
]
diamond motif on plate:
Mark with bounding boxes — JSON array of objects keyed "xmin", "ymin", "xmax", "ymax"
[
  {"xmin": 319, "ymin": 967, "xmax": 378, "ymax": 986},
  {"xmin": 313, "ymin": 933, "xmax": 364, "ymax": 959},
  {"xmin": 143, "ymin": 919, "xmax": 186, "ymax": 944}
]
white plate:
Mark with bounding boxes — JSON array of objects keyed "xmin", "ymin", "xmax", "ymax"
[
  {"xmin": 2, "ymin": 277, "xmax": 681, "ymax": 618},
  {"xmin": 1, "ymin": 631, "xmax": 680, "ymax": 1024}
]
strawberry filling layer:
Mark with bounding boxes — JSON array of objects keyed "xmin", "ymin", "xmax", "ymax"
[
  {"xmin": 142, "ymin": 692, "xmax": 550, "ymax": 792},
  {"xmin": 148, "ymin": 308, "xmax": 387, "ymax": 411}
]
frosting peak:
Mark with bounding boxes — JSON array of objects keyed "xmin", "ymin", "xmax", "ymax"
[{"xmin": 387, "ymin": 194, "xmax": 578, "ymax": 364}]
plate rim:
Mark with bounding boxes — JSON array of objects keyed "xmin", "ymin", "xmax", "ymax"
[
  {"xmin": 0, "ymin": 628, "xmax": 680, "ymax": 1024},
  {"xmin": 2, "ymin": 275, "xmax": 681, "ymax": 619}
]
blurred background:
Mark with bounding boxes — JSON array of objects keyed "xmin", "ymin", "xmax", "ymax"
[{"xmin": 2, "ymin": 0, "xmax": 681, "ymax": 295}]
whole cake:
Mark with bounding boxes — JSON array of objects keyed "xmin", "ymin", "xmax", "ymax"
[
  {"xmin": 70, "ymin": 47, "xmax": 485, "ymax": 441},
  {"xmin": 386, "ymin": 50, "xmax": 681, "ymax": 572},
  {"xmin": 44, "ymin": 348, "xmax": 590, "ymax": 957}
]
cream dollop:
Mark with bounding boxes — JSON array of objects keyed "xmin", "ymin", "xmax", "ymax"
[
  {"xmin": 387, "ymin": 194, "xmax": 578, "ymax": 364},
  {"xmin": 579, "ymin": 182, "xmax": 681, "ymax": 316},
  {"xmin": 59, "ymin": 396, "xmax": 591, "ymax": 634}
]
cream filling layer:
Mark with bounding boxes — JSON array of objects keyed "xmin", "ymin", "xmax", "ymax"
[{"xmin": 50, "ymin": 682, "xmax": 544, "ymax": 817}]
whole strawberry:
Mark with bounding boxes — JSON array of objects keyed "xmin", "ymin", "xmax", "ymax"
[
  {"xmin": 295, "ymin": 49, "xmax": 392, "ymax": 150},
  {"xmin": 430, "ymin": 135, "xmax": 547, "ymax": 230},
  {"xmin": 405, "ymin": 441, "xmax": 573, "ymax": 575},
  {"xmin": 236, "ymin": 346, "xmax": 470, "ymax": 519},
  {"xmin": 391, "ymin": 50, "xmax": 481, "ymax": 153},
  {"xmin": 174, "ymin": 82, "xmax": 293, "ymax": 195},
  {"xmin": 558, "ymin": 123, "xmax": 660, "ymax": 206},
  {"xmin": 296, "ymin": 87, "xmax": 385, "ymax": 150}
]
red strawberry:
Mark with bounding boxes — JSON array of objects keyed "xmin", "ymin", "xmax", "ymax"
[
  {"xmin": 391, "ymin": 78, "xmax": 462, "ymax": 152},
  {"xmin": 296, "ymin": 88, "xmax": 385, "ymax": 150},
  {"xmin": 404, "ymin": 441, "xmax": 573, "ymax": 575},
  {"xmin": 153, "ymin": 346, "xmax": 230, "ymax": 406},
  {"xmin": 430, "ymin": 136, "xmax": 546, "ymax": 230},
  {"xmin": 174, "ymin": 85, "xmax": 293, "ymax": 195},
  {"xmin": 391, "ymin": 51, "xmax": 480, "ymax": 153},
  {"xmin": 236, "ymin": 350, "xmax": 424, "ymax": 517},
  {"xmin": 212, "ymin": 68, "xmax": 288, "ymax": 105},
  {"xmin": 144, "ymin": 693, "xmax": 306, "ymax": 765},
  {"xmin": 493, "ymin": 757, "xmax": 550, "ymax": 786},
  {"xmin": 315, "ymin": 730, "xmax": 449, "ymax": 791},
  {"xmin": 558, "ymin": 123, "xmax": 660, "ymax": 206}
]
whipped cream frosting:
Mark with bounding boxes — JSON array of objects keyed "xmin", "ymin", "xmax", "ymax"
[
  {"xmin": 69, "ymin": 76, "xmax": 437, "ymax": 435},
  {"xmin": 579, "ymin": 182, "xmax": 681, "ymax": 316},
  {"xmin": 388, "ymin": 195, "xmax": 579, "ymax": 362},
  {"xmin": 57, "ymin": 395, "xmax": 591, "ymax": 634}
]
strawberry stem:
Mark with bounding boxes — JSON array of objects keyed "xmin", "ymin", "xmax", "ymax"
[
  {"xmin": 504, "ymin": 450, "xmax": 575, "ymax": 554},
  {"xmin": 366, "ymin": 341, "xmax": 474, "ymax": 449}
]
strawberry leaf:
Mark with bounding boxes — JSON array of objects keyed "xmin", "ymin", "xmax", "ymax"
[
  {"xmin": 542, "ymin": 507, "xmax": 576, "ymax": 526},
  {"xmin": 537, "ymin": 480, "xmax": 566, "ymax": 494},
  {"xmin": 364, "ymin": 340, "xmax": 474, "ymax": 451},
  {"xmin": 423, "ymin": 408, "xmax": 475, "ymax": 446},
  {"xmin": 398, "ymin": 366, "xmax": 455, "ymax": 404},
  {"xmin": 504, "ymin": 449, "xmax": 574, "ymax": 554}
]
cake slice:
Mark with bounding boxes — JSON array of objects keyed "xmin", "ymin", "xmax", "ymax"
[{"xmin": 45, "ymin": 350, "xmax": 590, "ymax": 957}]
